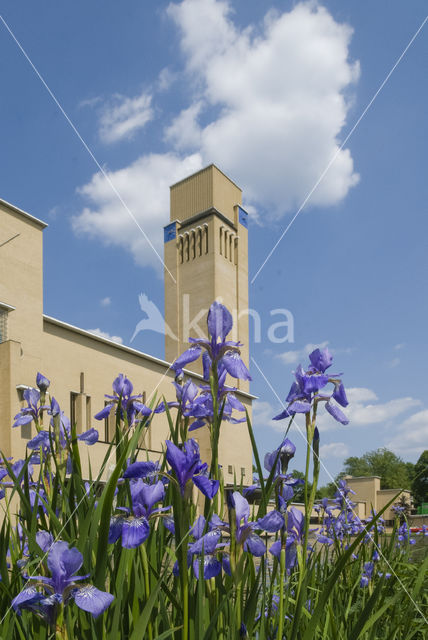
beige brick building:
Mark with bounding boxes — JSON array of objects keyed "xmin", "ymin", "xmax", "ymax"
[
  {"xmin": 345, "ymin": 476, "xmax": 412, "ymax": 524},
  {"xmin": 0, "ymin": 165, "xmax": 254, "ymax": 482}
]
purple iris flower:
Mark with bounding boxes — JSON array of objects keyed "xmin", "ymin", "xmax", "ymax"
[
  {"xmin": 95, "ymin": 374, "xmax": 152, "ymax": 427},
  {"xmin": 264, "ymin": 438, "xmax": 296, "ymax": 476},
  {"xmin": 189, "ymin": 518, "xmax": 223, "ymax": 579},
  {"xmin": 36, "ymin": 372, "xmax": 50, "ymax": 393},
  {"xmin": 172, "ymin": 302, "xmax": 251, "ymax": 382},
  {"xmin": 171, "ymin": 515, "xmax": 226, "ymax": 579},
  {"xmin": 13, "ymin": 387, "xmax": 49, "ymax": 428},
  {"xmin": 316, "ymin": 479, "xmax": 363, "ymax": 543},
  {"xmin": 273, "ymin": 348, "xmax": 349, "ymax": 426},
  {"xmin": 12, "ymin": 541, "xmax": 113, "ymax": 620},
  {"xmin": 0, "ymin": 460, "xmax": 36, "ymax": 502},
  {"xmin": 269, "ymin": 506, "xmax": 305, "ymax": 571},
  {"xmin": 216, "ymin": 492, "xmax": 284, "ymax": 559},
  {"xmin": 165, "ymin": 439, "xmax": 219, "ymax": 499},
  {"xmin": 185, "ymin": 362, "xmax": 246, "ymax": 431},
  {"xmin": 308, "ymin": 348, "xmax": 333, "ymax": 373},
  {"xmin": 396, "ymin": 522, "xmax": 415, "ymax": 546},
  {"xmin": 123, "ymin": 460, "xmax": 160, "ymax": 480},
  {"xmin": 109, "ymin": 479, "xmax": 168, "ymax": 548},
  {"xmin": 77, "ymin": 428, "xmax": 99, "ymax": 445},
  {"xmin": 360, "ymin": 561, "xmax": 375, "ymax": 588},
  {"xmin": 27, "ymin": 421, "xmax": 97, "ymax": 459}
]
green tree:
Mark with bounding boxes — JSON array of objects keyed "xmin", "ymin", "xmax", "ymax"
[
  {"xmin": 316, "ymin": 481, "xmax": 338, "ymax": 499},
  {"xmin": 290, "ymin": 469, "xmax": 307, "ymax": 503},
  {"xmin": 411, "ymin": 450, "xmax": 428, "ymax": 507},
  {"xmin": 342, "ymin": 448, "xmax": 414, "ymax": 490}
]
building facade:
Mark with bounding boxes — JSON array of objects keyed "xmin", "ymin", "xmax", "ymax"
[
  {"xmin": 345, "ymin": 476, "xmax": 412, "ymax": 524},
  {"xmin": 0, "ymin": 165, "xmax": 254, "ymax": 482}
]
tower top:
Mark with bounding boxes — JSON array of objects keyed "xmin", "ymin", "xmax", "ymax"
[{"xmin": 170, "ymin": 164, "xmax": 242, "ymax": 225}]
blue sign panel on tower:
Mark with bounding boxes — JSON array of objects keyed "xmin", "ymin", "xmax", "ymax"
[
  {"xmin": 238, "ymin": 206, "xmax": 248, "ymax": 228},
  {"xmin": 164, "ymin": 222, "xmax": 177, "ymax": 243}
]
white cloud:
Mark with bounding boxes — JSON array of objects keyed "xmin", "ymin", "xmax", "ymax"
[
  {"xmin": 164, "ymin": 101, "xmax": 203, "ymax": 150},
  {"xmin": 388, "ymin": 357, "xmax": 400, "ymax": 368},
  {"xmin": 252, "ymin": 400, "xmax": 285, "ymax": 433},
  {"xmin": 99, "ymin": 90, "xmax": 154, "ymax": 144},
  {"xmin": 315, "ymin": 387, "xmax": 421, "ymax": 432},
  {"xmin": 79, "ymin": 96, "xmax": 103, "ymax": 109},
  {"xmin": 394, "ymin": 343, "xmax": 405, "ymax": 350},
  {"xmin": 320, "ymin": 442, "xmax": 349, "ymax": 459},
  {"xmin": 387, "ymin": 410, "xmax": 428, "ymax": 456},
  {"xmin": 346, "ymin": 392, "xmax": 420, "ymax": 426},
  {"xmin": 167, "ymin": 0, "xmax": 360, "ymax": 216},
  {"xmin": 87, "ymin": 328, "xmax": 123, "ymax": 344},
  {"xmin": 276, "ymin": 341, "xmax": 328, "ymax": 365},
  {"xmin": 346, "ymin": 387, "xmax": 378, "ymax": 404},
  {"xmin": 73, "ymin": 0, "xmax": 360, "ymax": 273},
  {"xmin": 100, "ymin": 297, "xmax": 111, "ymax": 307},
  {"xmin": 157, "ymin": 67, "xmax": 176, "ymax": 92},
  {"xmin": 72, "ymin": 152, "xmax": 203, "ymax": 270}
]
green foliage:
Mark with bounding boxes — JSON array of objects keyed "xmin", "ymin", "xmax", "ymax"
[
  {"xmin": 315, "ymin": 481, "xmax": 338, "ymax": 499},
  {"xmin": 0, "ymin": 385, "xmax": 426, "ymax": 640},
  {"xmin": 411, "ymin": 450, "xmax": 428, "ymax": 507},
  {"xmin": 342, "ymin": 447, "xmax": 414, "ymax": 489}
]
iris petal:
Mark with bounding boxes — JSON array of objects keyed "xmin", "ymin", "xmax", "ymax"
[
  {"xmin": 47, "ymin": 542, "xmax": 83, "ymax": 594},
  {"xmin": 232, "ymin": 492, "xmax": 250, "ymax": 525},
  {"xmin": 189, "ymin": 530, "xmax": 220, "ymax": 555},
  {"xmin": 193, "ymin": 475, "xmax": 219, "ymax": 499},
  {"xmin": 332, "ymin": 383, "xmax": 348, "ymax": 407},
  {"xmin": 207, "ymin": 301, "xmax": 233, "ymax": 343},
  {"xmin": 173, "ymin": 346, "xmax": 202, "ymax": 372},
  {"xmin": 78, "ymin": 428, "xmax": 99, "ymax": 445},
  {"xmin": 309, "ymin": 348, "xmax": 333, "ymax": 373},
  {"xmin": 74, "ymin": 585, "xmax": 114, "ymax": 617},
  {"xmin": 121, "ymin": 517, "xmax": 150, "ymax": 548},
  {"xmin": 244, "ymin": 533, "xmax": 266, "ymax": 557},
  {"xmin": 257, "ymin": 510, "xmax": 285, "ymax": 533},
  {"xmin": 325, "ymin": 401, "xmax": 349, "ymax": 425},
  {"xmin": 94, "ymin": 405, "xmax": 113, "ymax": 421},
  {"xmin": 221, "ymin": 352, "xmax": 252, "ymax": 381},
  {"xmin": 193, "ymin": 555, "xmax": 222, "ymax": 579},
  {"xmin": 123, "ymin": 461, "xmax": 158, "ymax": 479}
]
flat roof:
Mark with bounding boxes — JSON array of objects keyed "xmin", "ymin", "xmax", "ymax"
[
  {"xmin": 0, "ymin": 197, "xmax": 48, "ymax": 229},
  {"xmin": 43, "ymin": 314, "xmax": 256, "ymax": 400},
  {"xmin": 170, "ymin": 164, "xmax": 242, "ymax": 192}
]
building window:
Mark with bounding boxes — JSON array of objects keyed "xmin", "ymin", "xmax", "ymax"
[
  {"xmin": 241, "ymin": 467, "xmax": 246, "ymax": 477},
  {"xmin": 184, "ymin": 234, "xmax": 190, "ymax": 261},
  {"xmin": 17, "ymin": 387, "xmax": 31, "ymax": 440},
  {"xmin": 70, "ymin": 393, "xmax": 91, "ymax": 433},
  {"xmin": 178, "ymin": 236, "xmax": 184, "ymax": 264},
  {"xmin": 86, "ymin": 396, "xmax": 91, "ymax": 431},
  {"xmin": 0, "ymin": 309, "xmax": 8, "ymax": 343},
  {"xmin": 204, "ymin": 225, "xmax": 208, "ymax": 254},
  {"xmin": 228, "ymin": 465, "xmax": 233, "ymax": 474},
  {"xmin": 105, "ymin": 401, "xmax": 115, "ymax": 442},
  {"xmin": 70, "ymin": 392, "xmax": 78, "ymax": 431}
]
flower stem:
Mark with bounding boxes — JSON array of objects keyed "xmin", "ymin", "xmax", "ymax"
[
  {"xmin": 141, "ymin": 545, "xmax": 153, "ymax": 640},
  {"xmin": 277, "ymin": 546, "xmax": 286, "ymax": 640}
]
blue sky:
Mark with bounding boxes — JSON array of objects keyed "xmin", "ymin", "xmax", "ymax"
[{"xmin": 1, "ymin": 0, "xmax": 427, "ymax": 484}]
